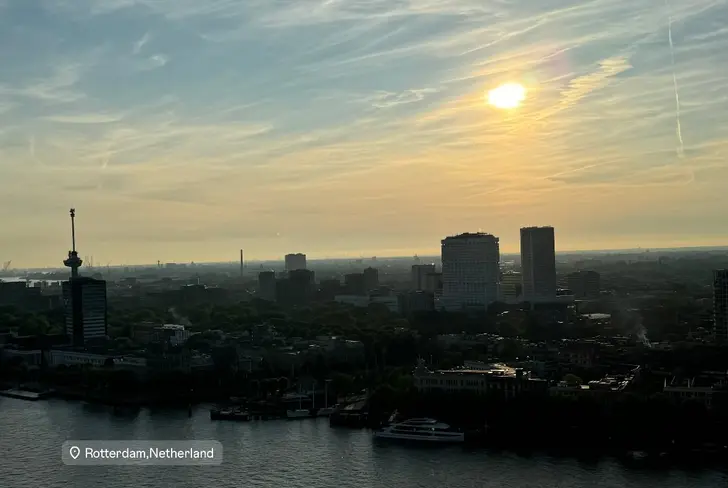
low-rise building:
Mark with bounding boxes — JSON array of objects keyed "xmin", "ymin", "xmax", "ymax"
[
  {"xmin": 663, "ymin": 372, "xmax": 728, "ymax": 409},
  {"xmin": 413, "ymin": 360, "xmax": 547, "ymax": 399},
  {"xmin": 549, "ymin": 369, "xmax": 640, "ymax": 398}
]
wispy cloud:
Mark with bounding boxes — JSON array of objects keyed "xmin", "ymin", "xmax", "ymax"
[
  {"xmin": 0, "ymin": 63, "xmax": 85, "ymax": 103},
  {"xmin": 133, "ymin": 32, "xmax": 150, "ymax": 54},
  {"xmin": 365, "ymin": 88, "xmax": 439, "ymax": 108},
  {"xmin": 42, "ymin": 113, "xmax": 125, "ymax": 124}
]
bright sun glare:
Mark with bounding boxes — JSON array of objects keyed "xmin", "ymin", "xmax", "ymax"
[{"xmin": 487, "ymin": 83, "xmax": 526, "ymax": 109}]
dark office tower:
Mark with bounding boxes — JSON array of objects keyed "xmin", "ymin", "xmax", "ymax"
[
  {"xmin": 258, "ymin": 271, "xmax": 277, "ymax": 301},
  {"xmin": 714, "ymin": 269, "xmax": 728, "ymax": 344},
  {"xmin": 344, "ymin": 273, "xmax": 367, "ymax": 296},
  {"xmin": 566, "ymin": 270, "xmax": 601, "ymax": 299},
  {"xmin": 363, "ymin": 267, "xmax": 379, "ymax": 291},
  {"xmin": 60, "ymin": 208, "xmax": 107, "ymax": 346},
  {"xmin": 289, "ymin": 269, "xmax": 315, "ymax": 288},
  {"xmin": 285, "ymin": 269, "xmax": 315, "ymax": 306},
  {"xmin": 285, "ymin": 253, "xmax": 307, "ymax": 271},
  {"xmin": 520, "ymin": 226, "xmax": 557, "ymax": 303},
  {"xmin": 62, "ymin": 277, "xmax": 108, "ymax": 346},
  {"xmin": 424, "ymin": 272, "xmax": 443, "ymax": 294}
]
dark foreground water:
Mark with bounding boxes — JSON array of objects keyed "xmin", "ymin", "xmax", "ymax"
[{"xmin": 1, "ymin": 397, "xmax": 726, "ymax": 488}]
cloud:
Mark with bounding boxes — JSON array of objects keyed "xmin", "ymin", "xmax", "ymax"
[
  {"xmin": 365, "ymin": 88, "xmax": 439, "ymax": 108},
  {"xmin": 2, "ymin": 0, "xmax": 728, "ymax": 266},
  {"xmin": 0, "ymin": 63, "xmax": 85, "ymax": 103},
  {"xmin": 42, "ymin": 113, "xmax": 125, "ymax": 124},
  {"xmin": 139, "ymin": 54, "xmax": 168, "ymax": 70},
  {"xmin": 133, "ymin": 32, "xmax": 151, "ymax": 54}
]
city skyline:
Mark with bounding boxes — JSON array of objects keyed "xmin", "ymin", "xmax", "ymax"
[{"xmin": 2, "ymin": 1, "xmax": 728, "ymax": 267}]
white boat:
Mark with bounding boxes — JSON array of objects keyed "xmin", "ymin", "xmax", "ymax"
[
  {"xmin": 287, "ymin": 385, "xmax": 312, "ymax": 419},
  {"xmin": 374, "ymin": 418, "xmax": 465, "ymax": 443},
  {"xmin": 316, "ymin": 380, "xmax": 335, "ymax": 417},
  {"xmin": 316, "ymin": 406, "xmax": 337, "ymax": 417},
  {"xmin": 287, "ymin": 409, "xmax": 312, "ymax": 419}
]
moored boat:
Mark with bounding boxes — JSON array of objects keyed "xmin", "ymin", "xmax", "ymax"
[
  {"xmin": 374, "ymin": 418, "xmax": 465, "ymax": 443},
  {"xmin": 210, "ymin": 407, "xmax": 250, "ymax": 421}
]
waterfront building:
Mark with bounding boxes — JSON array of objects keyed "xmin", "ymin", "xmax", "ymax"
[{"xmin": 413, "ymin": 360, "xmax": 547, "ymax": 399}]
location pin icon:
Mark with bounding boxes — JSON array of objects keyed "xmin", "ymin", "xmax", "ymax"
[{"xmin": 69, "ymin": 446, "xmax": 80, "ymax": 460}]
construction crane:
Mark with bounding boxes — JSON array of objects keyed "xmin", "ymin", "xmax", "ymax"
[{"xmin": 2, "ymin": 260, "xmax": 10, "ymax": 271}]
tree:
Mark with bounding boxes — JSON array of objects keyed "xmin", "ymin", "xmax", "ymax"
[{"xmin": 562, "ymin": 373, "xmax": 583, "ymax": 386}]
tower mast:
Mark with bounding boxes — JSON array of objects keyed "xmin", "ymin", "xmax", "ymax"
[{"xmin": 63, "ymin": 208, "xmax": 83, "ymax": 278}]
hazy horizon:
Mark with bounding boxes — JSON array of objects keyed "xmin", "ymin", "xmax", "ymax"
[
  {"xmin": 5, "ymin": 244, "xmax": 728, "ymax": 272},
  {"xmin": 2, "ymin": 1, "xmax": 727, "ymax": 268}
]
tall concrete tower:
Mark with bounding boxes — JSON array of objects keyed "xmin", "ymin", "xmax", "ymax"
[
  {"xmin": 520, "ymin": 226, "xmax": 557, "ymax": 303},
  {"xmin": 63, "ymin": 208, "xmax": 83, "ymax": 279}
]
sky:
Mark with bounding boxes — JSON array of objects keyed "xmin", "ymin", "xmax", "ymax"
[{"xmin": 1, "ymin": 0, "xmax": 727, "ymax": 268}]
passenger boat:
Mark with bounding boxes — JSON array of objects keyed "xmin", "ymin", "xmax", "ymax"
[{"xmin": 374, "ymin": 418, "xmax": 465, "ymax": 443}]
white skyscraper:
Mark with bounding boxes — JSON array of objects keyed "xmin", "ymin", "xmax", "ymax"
[
  {"xmin": 520, "ymin": 226, "xmax": 557, "ymax": 303},
  {"xmin": 441, "ymin": 233, "xmax": 500, "ymax": 311},
  {"xmin": 714, "ymin": 269, "xmax": 728, "ymax": 343}
]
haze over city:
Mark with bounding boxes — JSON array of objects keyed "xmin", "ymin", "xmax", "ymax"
[{"xmin": 1, "ymin": 0, "xmax": 727, "ymax": 268}]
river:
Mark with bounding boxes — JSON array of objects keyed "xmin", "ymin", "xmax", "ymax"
[{"xmin": 1, "ymin": 397, "xmax": 726, "ymax": 488}]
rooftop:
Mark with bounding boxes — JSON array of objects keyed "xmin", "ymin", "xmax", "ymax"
[{"xmin": 443, "ymin": 232, "xmax": 498, "ymax": 240}]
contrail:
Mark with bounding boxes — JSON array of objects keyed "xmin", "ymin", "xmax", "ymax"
[{"xmin": 666, "ymin": 0, "xmax": 684, "ymax": 158}]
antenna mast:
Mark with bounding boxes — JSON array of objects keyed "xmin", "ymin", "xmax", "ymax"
[{"xmin": 63, "ymin": 208, "xmax": 83, "ymax": 278}]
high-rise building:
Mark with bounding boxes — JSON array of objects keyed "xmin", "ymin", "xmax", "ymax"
[
  {"xmin": 714, "ymin": 269, "xmax": 728, "ymax": 343},
  {"xmin": 288, "ymin": 269, "xmax": 315, "ymax": 305},
  {"xmin": 500, "ymin": 271, "xmax": 522, "ymax": 303},
  {"xmin": 60, "ymin": 209, "xmax": 107, "ymax": 346},
  {"xmin": 411, "ymin": 264, "xmax": 436, "ymax": 291},
  {"xmin": 258, "ymin": 271, "xmax": 276, "ymax": 301},
  {"xmin": 62, "ymin": 277, "xmax": 108, "ymax": 346},
  {"xmin": 344, "ymin": 273, "xmax": 367, "ymax": 296},
  {"xmin": 520, "ymin": 226, "xmax": 557, "ymax": 303},
  {"xmin": 285, "ymin": 253, "xmax": 307, "ymax": 271},
  {"xmin": 424, "ymin": 272, "xmax": 443, "ymax": 294},
  {"xmin": 566, "ymin": 270, "xmax": 601, "ymax": 299},
  {"xmin": 441, "ymin": 233, "xmax": 500, "ymax": 310},
  {"xmin": 363, "ymin": 267, "xmax": 379, "ymax": 291},
  {"xmin": 276, "ymin": 269, "xmax": 315, "ymax": 307}
]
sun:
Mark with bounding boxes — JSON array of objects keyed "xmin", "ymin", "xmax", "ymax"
[{"xmin": 487, "ymin": 83, "xmax": 526, "ymax": 109}]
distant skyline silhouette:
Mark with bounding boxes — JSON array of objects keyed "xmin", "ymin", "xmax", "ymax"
[{"xmin": 1, "ymin": 0, "xmax": 727, "ymax": 267}]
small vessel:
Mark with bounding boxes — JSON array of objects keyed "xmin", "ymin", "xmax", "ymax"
[
  {"xmin": 287, "ymin": 385, "xmax": 312, "ymax": 419},
  {"xmin": 210, "ymin": 407, "xmax": 250, "ymax": 421},
  {"xmin": 374, "ymin": 418, "xmax": 465, "ymax": 443},
  {"xmin": 317, "ymin": 406, "xmax": 337, "ymax": 416},
  {"xmin": 286, "ymin": 409, "xmax": 312, "ymax": 419},
  {"xmin": 316, "ymin": 380, "xmax": 336, "ymax": 417}
]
